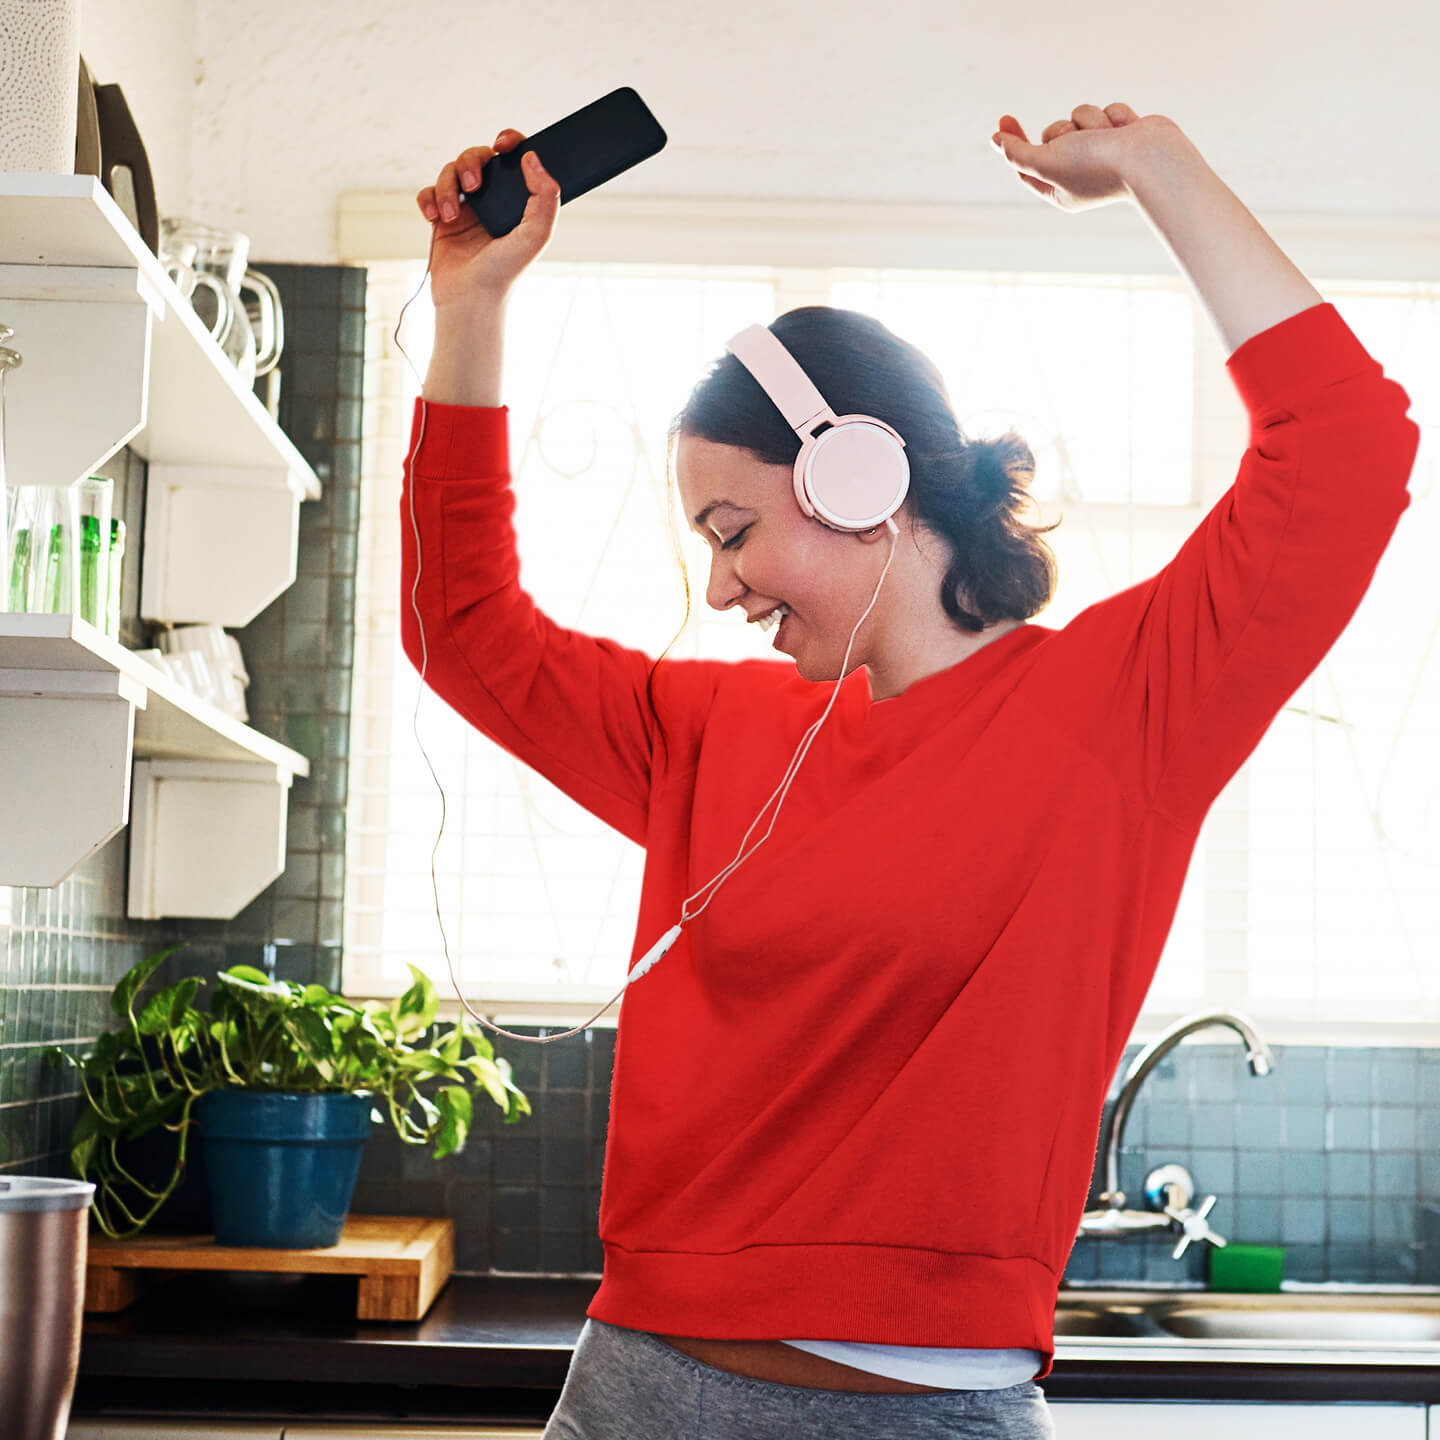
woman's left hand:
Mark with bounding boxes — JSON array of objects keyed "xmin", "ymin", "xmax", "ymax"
[{"xmin": 990, "ymin": 103, "xmax": 1185, "ymax": 212}]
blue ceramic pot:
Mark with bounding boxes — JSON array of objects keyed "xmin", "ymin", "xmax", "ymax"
[{"xmin": 196, "ymin": 1090, "xmax": 374, "ymax": 1248}]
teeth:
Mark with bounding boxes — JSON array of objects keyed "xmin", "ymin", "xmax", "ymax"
[{"xmin": 756, "ymin": 604, "xmax": 788, "ymax": 633}]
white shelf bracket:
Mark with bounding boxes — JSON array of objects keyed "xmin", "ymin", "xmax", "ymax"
[
  {"xmin": 140, "ymin": 463, "xmax": 302, "ymax": 625},
  {"xmin": 128, "ymin": 758, "xmax": 293, "ymax": 920},
  {"xmin": 0, "ymin": 263, "xmax": 162, "ymax": 487},
  {"xmin": 0, "ymin": 665, "xmax": 142, "ymax": 886}
]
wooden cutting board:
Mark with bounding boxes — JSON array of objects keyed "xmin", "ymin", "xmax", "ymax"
[{"xmin": 85, "ymin": 1214, "xmax": 454, "ymax": 1321}]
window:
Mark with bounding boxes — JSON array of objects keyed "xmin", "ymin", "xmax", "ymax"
[{"xmin": 347, "ymin": 252, "xmax": 1436, "ymax": 1043}]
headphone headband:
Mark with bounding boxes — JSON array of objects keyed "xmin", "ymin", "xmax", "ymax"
[{"xmin": 724, "ymin": 322, "xmax": 911, "ymax": 534}]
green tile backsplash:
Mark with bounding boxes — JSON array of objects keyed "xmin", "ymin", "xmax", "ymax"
[{"xmin": 2, "ymin": 265, "xmax": 1438, "ymax": 1291}]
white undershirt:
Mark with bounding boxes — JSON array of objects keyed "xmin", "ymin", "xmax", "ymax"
[{"xmin": 778, "ymin": 1340, "xmax": 1044, "ymax": 1390}]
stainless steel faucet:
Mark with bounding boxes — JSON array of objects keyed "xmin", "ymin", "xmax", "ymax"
[{"xmin": 1076, "ymin": 1009, "xmax": 1276, "ymax": 1259}]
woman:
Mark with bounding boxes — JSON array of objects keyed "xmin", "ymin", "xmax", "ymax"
[{"xmin": 404, "ymin": 105, "xmax": 1418, "ymax": 1438}]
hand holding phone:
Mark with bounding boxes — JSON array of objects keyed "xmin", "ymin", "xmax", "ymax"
[
  {"xmin": 415, "ymin": 88, "xmax": 667, "ymax": 307},
  {"xmin": 417, "ymin": 129, "xmax": 561, "ymax": 307}
]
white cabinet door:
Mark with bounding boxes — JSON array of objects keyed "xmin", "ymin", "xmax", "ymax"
[{"xmin": 1047, "ymin": 1401, "xmax": 1426, "ymax": 1439}]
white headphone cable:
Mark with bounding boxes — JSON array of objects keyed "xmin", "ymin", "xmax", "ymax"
[{"xmin": 394, "ymin": 242, "xmax": 898, "ymax": 1043}]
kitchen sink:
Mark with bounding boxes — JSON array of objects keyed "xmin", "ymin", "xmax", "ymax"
[
  {"xmin": 1054, "ymin": 1289, "xmax": 1440, "ymax": 1346},
  {"xmin": 1051, "ymin": 1304, "xmax": 1163, "ymax": 1338},
  {"xmin": 1153, "ymin": 1301, "xmax": 1440, "ymax": 1343}
]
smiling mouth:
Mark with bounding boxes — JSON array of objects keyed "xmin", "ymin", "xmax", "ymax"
[{"xmin": 754, "ymin": 604, "xmax": 789, "ymax": 634}]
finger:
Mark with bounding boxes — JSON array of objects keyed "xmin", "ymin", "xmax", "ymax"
[
  {"xmin": 1105, "ymin": 102, "xmax": 1140, "ymax": 125},
  {"xmin": 1070, "ymin": 103, "xmax": 1111, "ymax": 128},
  {"xmin": 455, "ymin": 130, "xmax": 530, "ymax": 198},
  {"xmin": 991, "ymin": 128, "xmax": 1041, "ymax": 168},
  {"xmin": 435, "ymin": 161, "xmax": 462, "ymax": 222},
  {"xmin": 520, "ymin": 147, "xmax": 560, "ymax": 203},
  {"xmin": 454, "ymin": 144, "xmax": 497, "ymax": 196},
  {"xmin": 1041, "ymin": 119, "xmax": 1077, "ymax": 143},
  {"xmin": 416, "ymin": 185, "xmax": 438, "ymax": 222},
  {"xmin": 990, "ymin": 131, "xmax": 1058, "ymax": 200}
]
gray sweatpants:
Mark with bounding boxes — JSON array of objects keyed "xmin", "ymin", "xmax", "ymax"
[{"xmin": 542, "ymin": 1318, "xmax": 1057, "ymax": 1439}]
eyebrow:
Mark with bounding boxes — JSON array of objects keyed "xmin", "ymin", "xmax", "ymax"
[{"xmin": 690, "ymin": 500, "xmax": 742, "ymax": 534}]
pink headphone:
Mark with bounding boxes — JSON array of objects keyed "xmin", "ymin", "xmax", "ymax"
[{"xmin": 724, "ymin": 323, "xmax": 911, "ymax": 538}]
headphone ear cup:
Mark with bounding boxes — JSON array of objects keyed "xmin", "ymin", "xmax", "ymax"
[{"xmin": 798, "ymin": 422, "xmax": 910, "ymax": 533}]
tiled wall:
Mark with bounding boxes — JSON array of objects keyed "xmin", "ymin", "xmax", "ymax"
[
  {"xmin": 1069, "ymin": 1042, "xmax": 1440, "ymax": 1287},
  {"xmin": 161, "ymin": 262, "xmax": 366, "ymax": 997},
  {"xmin": 4, "ymin": 264, "xmax": 1437, "ymax": 1295}
]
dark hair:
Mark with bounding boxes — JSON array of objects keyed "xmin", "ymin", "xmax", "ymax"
[{"xmin": 643, "ymin": 305, "xmax": 1061, "ymax": 761}]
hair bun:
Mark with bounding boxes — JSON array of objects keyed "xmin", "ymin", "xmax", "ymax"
[{"xmin": 979, "ymin": 433, "xmax": 1035, "ymax": 490}]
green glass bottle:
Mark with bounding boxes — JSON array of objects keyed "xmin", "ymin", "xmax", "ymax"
[
  {"xmin": 106, "ymin": 517, "xmax": 126, "ymax": 637},
  {"xmin": 8, "ymin": 526, "xmax": 29, "ymax": 611},
  {"xmin": 42, "ymin": 521, "xmax": 66, "ymax": 612},
  {"xmin": 79, "ymin": 512, "xmax": 102, "ymax": 626}
]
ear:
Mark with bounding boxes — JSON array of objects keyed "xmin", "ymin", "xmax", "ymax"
[{"xmin": 856, "ymin": 504, "xmax": 912, "ymax": 542}]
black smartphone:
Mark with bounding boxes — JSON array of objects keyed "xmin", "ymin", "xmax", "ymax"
[{"xmin": 461, "ymin": 86, "xmax": 667, "ymax": 239}]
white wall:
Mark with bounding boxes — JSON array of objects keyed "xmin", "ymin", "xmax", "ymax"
[
  {"xmin": 79, "ymin": 0, "xmax": 195, "ymax": 229},
  {"xmin": 78, "ymin": 0, "xmax": 1439, "ymax": 264}
]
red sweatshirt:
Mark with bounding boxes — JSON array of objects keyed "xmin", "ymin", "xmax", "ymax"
[{"xmin": 399, "ymin": 302, "xmax": 1418, "ymax": 1381}]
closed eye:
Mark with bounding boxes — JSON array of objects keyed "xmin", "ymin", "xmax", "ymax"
[{"xmin": 721, "ymin": 526, "xmax": 750, "ymax": 550}]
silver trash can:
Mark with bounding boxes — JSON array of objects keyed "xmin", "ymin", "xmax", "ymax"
[{"xmin": 0, "ymin": 1176, "xmax": 95, "ymax": 1440}]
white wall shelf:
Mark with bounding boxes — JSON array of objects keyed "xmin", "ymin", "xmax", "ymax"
[
  {"xmin": 0, "ymin": 612, "xmax": 309, "ymax": 917},
  {"xmin": 0, "ymin": 173, "xmax": 321, "ymax": 626}
]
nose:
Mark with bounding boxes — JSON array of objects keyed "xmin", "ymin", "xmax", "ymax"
[{"xmin": 705, "ymin": 554, "xmax": 746, "ymax": 614}]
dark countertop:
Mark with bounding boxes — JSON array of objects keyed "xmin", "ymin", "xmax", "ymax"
[{"xmin": 73, "ymin": 1272, "xmax": 1440, "ymax": 1427}]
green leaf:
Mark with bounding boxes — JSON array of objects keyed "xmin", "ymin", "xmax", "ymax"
[
  {"xmin": 395, "ymin": 1051, "xmax": 450, "ymax": 1078},
  {"xmin": 111, "ymin": 944, "xmax": 186, "ymax": 1020},
  {"xmin": 463, "ymin": 1054, "xmax": 514, "ymax": 1114},
  {"xmin": 135, "ymin": 978, "xmax": 203, "ymax": 1036},
  {"xmin": 123, "ymin": 1089, "xmax": 188, "ymax": 1141},
  {"xmin": 393, "ymin": 964, "xmax": 438, "ymax": 1039},
  {"xmin": 432, "ymin": 1085, "xmax": 473, "ymax": 1159},
  {"xmin": 169, "ymin": 1016, "xmax": 200, "ymax": 1056},
  {"xmin": 68, "ymin": 1105, "xmax": 104, "ymax": 1179},
  {"xmin": 225, "ymin": 964, "xmax": 273, "ymax": 985},
  {"xmin": 217, "ymin": 969, "xmax": 292, "ymax": 1007},
  {"xmin": 42, "ymin": 1043, "xmax": 78, "ymax": 1074},
  {"xmin": 438, "ymin": 1027, "xmax": 463, "ymax": 1066},
  {"xmin": 82, "ymin": 1029, "xmax": 133, "ymax": 1081},
  {"xmin": 301, "ymin": 984, "xmax": 334, "ymax": 1008},
  {"xmin": 282, "ymin": 1008, "xmax": 336, "ymax": 1082},
  {"xmin": 459, "ymin": 1021, "xmax": 495, "ymax": 1062},
  {"xmin": 363, "ymin": 1003, "xmax": 397, "ymax": 1042},
  {"xmin": 410, "ymin": 1089, "xmax": 441, "ymax": 1129},
  {"xmin": 170, "ymin": 976, "xmax": 203, "ymax": 1027}
]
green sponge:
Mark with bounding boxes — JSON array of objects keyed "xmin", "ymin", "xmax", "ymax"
[{"xmin": 1208, "ymin": 1243, "xmax": 1285, "ymax": 1292}]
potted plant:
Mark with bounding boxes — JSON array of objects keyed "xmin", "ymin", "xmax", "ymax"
[{"xmin": 43, "ymin": 944, "xmax": 531, "ymax": 1246}]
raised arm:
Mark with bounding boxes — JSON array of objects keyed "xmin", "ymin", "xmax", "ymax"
[
  {"xmin": 1119, "ymin": 124, "xmax": 1325, "ymax": 358},
  {"xmin": 423, "ymin": 296, "xmax": 509, "ymax": 407},
  {"xmin": 400, "ymin": 135, "xmax": 732, "ymax": 847},
  {"xmin": 993, "ymin": 103, "xmax": 1420, "ymax": 822}
]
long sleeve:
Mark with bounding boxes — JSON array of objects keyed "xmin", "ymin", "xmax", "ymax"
[
  {"xmin": 398, "ymin": 399, "xmax": 728, "ymax": 847},
  {"xmin": 1044, "ymin": 302, "xmax": 1421, "ymax": 826}
]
